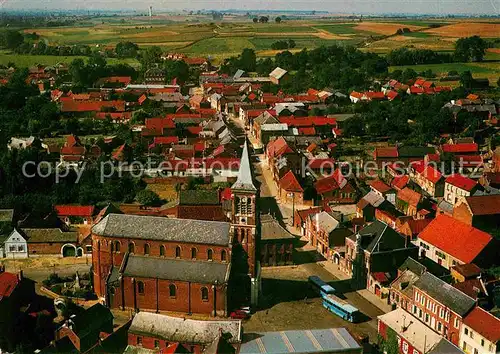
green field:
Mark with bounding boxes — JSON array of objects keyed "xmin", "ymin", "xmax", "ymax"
[
  {"xmin": 313, "ymin": 23, "xmax": 375, "ymax": 35},
  {"xmin": 402, "ymin": 31, "xmax": 432, "ymax": 38}
]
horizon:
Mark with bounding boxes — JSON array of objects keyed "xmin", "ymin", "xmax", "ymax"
[{"xmin": 2, "ymin": 0, "xmax": 499, "ymax": 15}]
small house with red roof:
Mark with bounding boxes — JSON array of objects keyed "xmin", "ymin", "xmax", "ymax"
[
  {"xmin": 444, "ymin": 174, "xmax": 478, "ymax": 206},
  {"xmin": 461, "ymin": 307, "xmax": 500, "ymax": 354},
  {"xmin": 314, "ymin": 170, "xmax": 356, "ymax": 206},
  {"xmin": 453, "ymin": 195, "xmax": 500, "ymax": 232},
  {"xmin": 278, "ymin": 171, "xmax": 304, "ymax": 205},
  {"xmin": 396, "ymin": 188, "xmax": 422, "ymax": 217},
  {"xmin": 60, "ymin": 135, "xmax": 86, "ymax": 167},
  {"xmin": 369, "ymin": 179, "xmax": 396, "ymax": 205},
  {"xmin": 416, "ymin": 214, "xmax": 498, "ymax": 270},
  {"xmin": 410, "ymin": 163, "xmax": 445, "ymax": 198},
  {"xmin": 55, "ymin": 205, "xmax": 96, "ymax": 225},
  {"xmin": 441, "ymin": 143, "xmax": 479, "ymax": 156}
]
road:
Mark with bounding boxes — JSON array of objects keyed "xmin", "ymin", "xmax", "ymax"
[{"xmin": 228, "ymin": 114, "xmax": 385, "ymax": 342}]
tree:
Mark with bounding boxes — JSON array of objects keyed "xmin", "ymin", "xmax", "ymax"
[
  {"xmin": 239, "ymin": 48, "xmax": 257, "ymax": 72},
  {"xmin": 115, "ymin": 41, "xmax": 139, "ymax": 58},
  {"xmin": 460, "ymin": 70, "xmax": 474, "ymax": 89},
  {"xmin": 140, "ymin": 46, "xmax": 162, "ymax": 69},
  {"xmin": 136, "ymin": 189, "xmax": 161, "ymax": 206},
  {"xmin": 497, "ymin": 77, "xmax": 500, "ymax": 88},
  {"xmin": 275, "ymin": 17, "xmax": 282, "ymax": 23},
  {"xmin": 259, "ymin": 16, "xmax": 269, "ymax": 23},
  {"xmin": 0, "ymin": 30, "xmax": 24, "ymax": 49},
  {"xmin": 252, "ymin": 17, "xmax": 258, "ymax": 23},
  {"xmin": 454, "ymin": 36, "xmax": 487, "ymax": 62},
  {"xmin": 164, "ymin": 59, "xmax": 190, "ymax": 84}
]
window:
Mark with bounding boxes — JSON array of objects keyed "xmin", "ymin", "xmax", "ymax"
[
  {"xmin": 160, "ymin": 245, "xmax": 165, "ymax": 257},
  {"xmin": 470, "ymin": 331, "xmax": 474, "ymax": 339},
  {"xmin": 438, "ymin": 322, "xmax": 442, "ymax": 332},
  {"xmin": 425, "ymin": 314, "xmax": 430, "ymax": 323},
  {"xmin": 191, "ymin": 248, "xmax": 197, "ymax": 259},
  {"xmin": 439, "ymin": 308, "xmax": 445, "ymax": 319},
  {"xmin": 114, "ymin": 241, "xmax": 120, "ymax": 253},
  {"xmin": 144, "ymin": 243, "xmax": 150, "ymax": 256},
  {"xmin": 154, "ymin": 340, "xmax": 160, "ymax": 349},
  {"xmin": 465, "ymin": 328, "xmax": 469, "ymax": 335},
  {"xmin": 454, "ymin": 317, "xmax": 459, "ymax": 329},
  {"xmin": 128, "ymin": 242, "xmax": 135, "ymax": 253},
  {"xmin": 201, "ymin": 287, "xmax": 209, "ymax": 301},
  {"xmin": 169, "ymin": 284, "xmax": 176, "ymax": 298},
  {"xmin": 419, "ymin": 309, "xmax": 422, "ymax": 318},
  {"xmin": 17, "ymin": 245, "xmax": 24, "ymax": 252},
  {"xmin": 481, "ymin": 339, "xmax": 484, "ymax": 347},
  {"xmin": 137, "ymin": 281, "xmax": 145, "ymax": 295},
  {"xmin": 421, "ymin": 296, "xmax": 425, "ymax": 306},
  {"xmin": 221, "ymin": 250, "xmax": 227, "ymax": 262},
  {"xmin": 412, "ymin": 305, "xmax": 417, "ymax": 314},
  {"xmin": 137, "ymin": 336, "xmax": 142, "ymax": 346},
  {"xmin": 175, "ymin": 246, "xmax": 181, "ymax": 258},
  {"xmin": 207, "ymin": 249, "xmax": 213, "ymax": 261},
  {"xmin": 473, "ymin": 349, "xmax": 478, "ymax": 354}
]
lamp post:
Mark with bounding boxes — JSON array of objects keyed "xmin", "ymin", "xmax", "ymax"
[{"xmin": 288, "ymin": 192, "xmax": 295, "ymax": 226}]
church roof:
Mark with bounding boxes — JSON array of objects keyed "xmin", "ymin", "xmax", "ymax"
[{"xmin": 231, "ymin": 141, "xmax": 257, "ymax": 193}]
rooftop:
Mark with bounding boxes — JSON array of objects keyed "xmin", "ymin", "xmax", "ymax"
[
  {"xmin": 231, "ymin": 141, "xmax": 257, "ymax": 193},
  {"xmin": 92, "ymin": 214, "xmax": 230, "ymax": 246},
  {"xmin": 239, "ymin": 328, "xmax": 361, "ymax": 354},
  {"xmin": 418, "ymin": 215, "xmax": 492, "ymax": 264},
  {"xmin": 129, "ymin": 312, "xmax": 242, "ymax": 344},
  {"xmin": 260, "ymin": 215, "xmax": 296, "ymax": 241},
  {"xmin": 414, "ymin": 272, "xmax": 476, "ymax": 317},
  {"xmin": 378, "ymin": 308, "xmax": 443, "ymax": 353},
  {"xmin": 22, "ymin": 228, "xmax": 78, "ymax": 243},
  {"xmin": 445, "ymin": 174, "xmax": 477, "ymax": 192},
  {"xmin": 122, "ymin": 255, "xmax": 231, "ymax": 284},
  {"xmin": 463, "ymin": 307, "xmax": 500, "ymax": 343}
]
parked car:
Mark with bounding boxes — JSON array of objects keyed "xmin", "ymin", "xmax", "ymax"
[{"xmin": 230, "ymin": 309, "xmax": 250, "ymax": 319}]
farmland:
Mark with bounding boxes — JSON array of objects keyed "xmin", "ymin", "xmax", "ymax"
[{"xmin": 0, "ymin": 17, "xmax": 496, "ymax": 70}]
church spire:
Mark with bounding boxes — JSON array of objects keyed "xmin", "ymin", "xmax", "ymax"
[{"xmin": 231, "ymin": 140, "xmax": 257, "ymax": 193}]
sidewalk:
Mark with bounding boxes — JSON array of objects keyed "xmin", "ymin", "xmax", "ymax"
[{"xmin": 320, "ymin": 260, "xmax": 393, "ymax": 313}]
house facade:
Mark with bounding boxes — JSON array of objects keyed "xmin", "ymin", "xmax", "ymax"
[
  {"xmin": 460, "ymin": 307, "xmax": 500, "ymax": 354},
  {"xmin": 0, "ymin": 229, "xmax": 28, "ymax": 259},
  {"xmin": 444, "ymin": 175, "xmax": 478, "ymax": 206}
]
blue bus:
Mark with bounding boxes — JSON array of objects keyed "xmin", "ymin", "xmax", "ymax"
[
  {"xmin": 322, "ymin": 293, "xmax": 360, "ymax": 323},
  {"xmin": 308, "ymin": 276, "xmax": 335, "ymax": 297}
]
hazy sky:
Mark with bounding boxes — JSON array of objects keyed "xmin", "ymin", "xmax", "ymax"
[{"xmin": 3, "ymin": 0, "xmax": 500, "ymax": 14}]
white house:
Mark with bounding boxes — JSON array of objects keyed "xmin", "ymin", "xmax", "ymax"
[
  {"xmin": 461, "ymin": 307, "xmax": 500, "ymax": 354},
  {"xmin": 444, "ymin": 174, "xmax": 478, "ymax": 206},
  {"xmin": 0, "ymin": 229, "xmax": 28, "ymax": 259}
]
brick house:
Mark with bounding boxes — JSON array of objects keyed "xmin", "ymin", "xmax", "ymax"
[
  {"xmin": 278, "ymin": 170, "xmax": 304, "ymax": 205},
  {"xmin": 55, "ymin": 303, "xmax": 113, "ymax": 352},
  {"xmin": 389, "ymin": 257, "xmax": 426, "ymax": 312},
  {"xmin": 260, "ymin": 214, "xmax": 294, "ymax": 267},
  {"xmin": 127, "ymin": 312, "xmax": 242, "ymax": 353},
  {"xmin": 342, "ymin": 221, "xmax": 418, "ymax": 296},
  {"xmin": 460, "ymin": 307, "xmax": 500, "ymax": 354},
  {"xmin": 416, "ymin": 214, "xmax": 498, "ymax": 270},
  {"xmin": 396, "ymin": 188, "xmax": 422, "ymax": 217},
  {"xmin": 22, "ymin": 228, "xmax": 80, "ymax": 257},
  {"xmin": 306, "ymin": 211, "xmax": 352, "ymax": 263},
  {"xmin": 369, "ymin": 179, "xmax": 396, "ymax": 205},
  {"xmin": 444, "ymin": 174, "xmax": 478, "ymax": 206},
  {"xmin": 410, "ymin": 272, "xmax": 476, "ymax": 346},
  {"xmin": 453, "ymin": 195, "xmax": 500, "ymax": 233},
  {"xmin": 293, "ymin": 206, "xmax": 324, "ymax": 236},
  {"xmin": 314, "ymin": 170, "xmax": 356, "ymax": 206}
]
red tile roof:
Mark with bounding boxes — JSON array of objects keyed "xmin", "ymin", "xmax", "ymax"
[
  {"xmin": 463, "ymin": 307, "xmax": 500, "ymax": 343},
  {"xmin": 350, "ymin": 91, "xmax": 363, "ymax": 99},
  {"xmin": 445, "ymin": 174, "xmax": 477, "ymax": 191},
  {"xmin": 61, "ymin": 100, "xmax": 126, "ymax": 113},
  {"xmin": 95, "ymin": 112, "xmax": 132, "ymax": 121},
  {"xmin": 421, "ymin": 165, "xmax": 443, "ymax": 184},
  {"xmin": 314, "ymin": 170, "xmax": 347, "ymax": 194},
  {"xmin": 418, "ymin": 214, "xmax": 492, "ymax": 264},
  {"xmin": 187, "ymin": 126, "xmax": 202, "ymax": 135},
  {"xmin": 409, "ymin": 86, "xmax": 425, "ymax": 94},
  {"xmin": 298, "ymin": 127, "xmax": 316, "ymax": 135},
  {"xmin": 267, "ymin": 137, "xmax": 294, "ymax": 158},
  {"xmin": 385, "ymin": 90, "xmax": 399, "ymax": 100},
  {"xmin": 0, "ymin": 272, "xmax": 19, "ymax": 299},
  {"xmin": 442, "ymin": 143, "xmax": 479, "ymax": 154},
  {"xmin": 55, "ymin": 205, "xmax": 95, "ymax": 217},
  {"xmin": 370, "ymin": 180, "xmax": 392, "ymax": 194},
  {"xmin": 397, "ymin": 188, "xmax": 421, "ymax": 207},
  {"xmin": 145, "ymin": 117, "xmax": 176, "ymax": 130},
  {"xmin": 307, "ymin": 158, "xmax": 336, "ymax": 170},
  {"xmin": 391, "ymin": 175, "xmax": 410, "ymax": 190},
  {"xmin": 364, "ymin": 91, "xmax": 386, "ymax": 100},
  {"xmin": 464, "ymin": 195, "xmax": 500, "ymax": 216},
  {"xmin": 61, "ymin": 146, "xmax": 86, "ymax": 156},
  {"xmin": 279, "ymin": 171, "xmax": 304, "ymax": 192},
  {"xmin": 455, "ymin": 154, "xmax": 483, "ymax": 168},
  {"xmin": 153, "ymin": 136, "xmax": 179, "ymax": 145},
  {"xmin": 374, "ymin": 147, "xmax": 398, "ymax": 159}
]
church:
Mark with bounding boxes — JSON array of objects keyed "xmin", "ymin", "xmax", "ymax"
[{"xmin": 91, "ymin": 141, "xmax": 261, "ymax": 316}]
